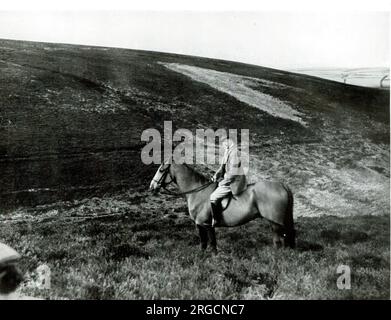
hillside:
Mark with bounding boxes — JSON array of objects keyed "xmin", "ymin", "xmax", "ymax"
[
  {"xmin": 0, "ymin": 39, "xmax": 389, "ymax": 215},
  {"xmin": 0, "ymin": 39, "xmax": 389, "ymax": 299}
]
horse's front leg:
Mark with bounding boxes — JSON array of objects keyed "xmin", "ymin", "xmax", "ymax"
[
  {"xmin": 197, "ymin": 224, "xmax": 208, "ymax": 251},
  {"xmin": 207, "ymin": 227, "xmax": 217, "ymax": 254}
]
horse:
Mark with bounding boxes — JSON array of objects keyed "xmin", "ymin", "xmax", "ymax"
[{"xmin": 149, "ymin": 162, "xmax": 295, "ymax": 252}]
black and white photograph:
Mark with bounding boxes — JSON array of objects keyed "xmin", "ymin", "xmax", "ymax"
[{"xmin": 0, "ymin": 0, "xmax": 390, "ymax": 303}]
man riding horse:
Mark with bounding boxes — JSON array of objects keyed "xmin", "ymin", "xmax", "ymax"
[
  {"xmin": 210, "ymin": 138, "xmax": 247, "ymax": 226},
  {"xmin": 150, "ymin": 138, "xmax": 295, "ymax": 250}
]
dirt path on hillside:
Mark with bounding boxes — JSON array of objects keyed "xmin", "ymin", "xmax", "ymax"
[{"xmin": 160, "ymin": 62, "xmax": 306, "ymax": 126}]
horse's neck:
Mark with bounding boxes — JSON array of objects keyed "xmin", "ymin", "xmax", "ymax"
[{"xmin": 173, "ymin": 165, "xmax": 204, "ymax": 192}]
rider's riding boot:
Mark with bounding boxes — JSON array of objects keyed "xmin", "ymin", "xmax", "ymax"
[{"xmin": 211, "ymin": 201, "xmax": 222, "ymax": 227}]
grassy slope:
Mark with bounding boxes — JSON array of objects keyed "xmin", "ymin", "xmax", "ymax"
[
  {"xmin": 0, "ymin": 193, "xmax": 389, "ymax": 299},
  {"xmin": 0, "ymin": 39, "xmax": 389, "ymax": 299}
]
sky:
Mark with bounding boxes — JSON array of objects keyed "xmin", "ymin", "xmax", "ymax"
[{"xmin": 0, "ymin": 10, "xmax": 389, "ymax": 69}]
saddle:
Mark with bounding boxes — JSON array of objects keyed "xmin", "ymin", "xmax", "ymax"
[
  {"xmin": 221, "ymin": 196, "xmax": 233, "ymax": 211},
  {"xmin": 213, "ymin": 183, "xmax": 254, "ymax": 211}
]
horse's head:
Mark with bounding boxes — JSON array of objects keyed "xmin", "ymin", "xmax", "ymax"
[{"xmin": 149, "ymin": 163, "xmax": 174, "ymax": 194}]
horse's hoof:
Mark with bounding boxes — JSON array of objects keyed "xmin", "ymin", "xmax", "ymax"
[{"xmin": 200, "ymin": 245, "xmax": 207, "ymax": 251}]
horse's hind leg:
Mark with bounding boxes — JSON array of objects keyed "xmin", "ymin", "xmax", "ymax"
[
  {"xmin": 285, "ymin": 228, "xmax": 296, "ymax": 249},
  {"xmin": 197, "ymin": 225, "xmax": 208, "ymax": 251},
  {"xmin": 207, "ymin": 227, "xmax": 217, "ymax": 254},
  {"xmin": 270, "ymin": 222, "xmax": 286, "ymax": 248}
]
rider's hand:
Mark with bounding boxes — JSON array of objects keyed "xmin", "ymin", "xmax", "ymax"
[{"xmin": 211, "ymin": 174, "xmax": 218, "ymax": 182}]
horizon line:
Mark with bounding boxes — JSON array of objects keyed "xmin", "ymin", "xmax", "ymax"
[{"xmin": 1, "ymin": 37, "xmax": 388, "ymax": 71}]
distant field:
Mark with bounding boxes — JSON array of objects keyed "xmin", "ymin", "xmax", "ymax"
[
  {"xmin": 290, "ymin": 67, "xmax": 390, "ymax": 88},
  {"xmin": 0, "ymin": 39, "xmax": 389, "ymax": 299}
]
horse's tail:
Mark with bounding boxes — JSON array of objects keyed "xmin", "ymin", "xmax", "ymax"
[{"xmin": 283, "ymin": 184, "xmax": 296, "ymax": 248}]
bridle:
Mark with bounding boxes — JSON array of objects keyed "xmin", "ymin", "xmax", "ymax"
[
  {"xmin": 152, "ymin": 164, "xmax": 175, "ymax": 189},
  {"xmin": 152, "ymin": 164, "xmax": 214, "ymax": 196}
]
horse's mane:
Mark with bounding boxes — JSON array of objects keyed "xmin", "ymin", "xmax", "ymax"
[{"xmin": 182, "ymin": 164, "xmax": 209, "ymax": 184}]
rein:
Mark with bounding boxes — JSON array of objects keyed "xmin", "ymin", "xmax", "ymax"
[{"xmin": 161, "ymin": 181, "xmax": 214, "ymax": 196}]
